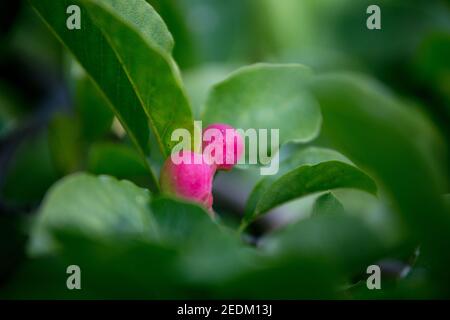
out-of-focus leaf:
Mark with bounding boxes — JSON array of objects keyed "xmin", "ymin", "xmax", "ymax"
[
  {"xmin": 309, "ymin": 72, "xmax": 450, "ymax": 290},
  {"xmin": 312, "ymin": 192, "xmax": 345, "ymax": 216},
  {"xmin": 242, "ymin": 147, "xmax": 376, "ymax": 227},
  {"xmin": 183, "ymin": 64, "xmax": 234, "ymax": 118},
  {"xmin": 1, "ymin": 233, "xmax": 182, "ymax": 299},
  {"xmin": 213, "ymin": 253, "xmax": 339, "ymax": 299},
  {"xmin": 260, "ymin": 0, "xmax": 349, "ymax": 66},
  {"xmin": 1, "ymin": 131, "xmax": 59, "ymax": 205},
  {"xmin": 348, "ymin": 266, "xmax": 437, "ymax": 299},
  {"xmin": 334, "ymin": 1, "xmax": 450, "ymax": 74},
  {"xmin": 150, "ymin": 196, "xmax": 256, "ymax": 286},
  {"xmin": 262, "ymin": 212, "xmax": 386, "ymax": 279},
  {"xmin": 30, "ymin": 0, "xmax": 194, "ymax": 171},
  {"xmin": 415, "ymin": 31, "xmax": 450, "ymax": 112},
  {"xmin": 146, "ymin": 0, "xmax": 197, "ymax": 68},
  {"xmin": 87, "ymin": 142, "xmax": 151, "ymax": 187},
  {"xmin": 332, "ymin": 189, "xmax": 406, "ymax": 249},
  {"xmin": 54, "ymin": 231, "xmax": 184, "ymax": 298},
  {"xmin": 215, "ymin": 200, "xmax": 386, "ymax": 299},
  {"xmin": 0, "ymin": 215, "xmax": 27, "ymax": 284},
  {"xmin": 48, "ymin": 113, "xmax": 81, "ymax": 175},
  {"xmin": 444, "ymin": 194, "xmax": 450, "ymax": 208},
  {"xmin": 0, "ymin": 255, "xmax": 77, "ymax": 299},
  {"xmin": 0, "ymin": 82, "xmax": 24, "ymax": 138},
  {"xmin": 29, "ymin": 173, "xmax": 156, "ymax": 255},
  {"xmin": 150, "ymin": 196, "xmax": 211, "ymax": 244},
  {"xmin": 203, "ymin": 64, "xmax": 321, "ymax": 147},
  {"xmin": 174, "ymin": 0, "xmax": 267, "ymax": 63},
  {"xmin": 5, "ymin": 196, "xmax": 253, "ymax": 298}
]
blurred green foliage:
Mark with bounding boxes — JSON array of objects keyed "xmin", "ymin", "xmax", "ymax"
[{"xmin": 0, "ymin": 0, "xmax": 449, "ymax": 299}]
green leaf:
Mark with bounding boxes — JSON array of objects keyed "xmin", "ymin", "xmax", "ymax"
[
  {"xmin": 261, "ymin": 213, "xmax": 386, "ymax": 277},
  {"xmin": 150, "ymin": 196, "xmax": 212, "ymax": 244},
  {"xmin": 213, "ymin": 253, "xmax": 339, "ymax": 299},
  {"xmin": 73, "ymin": 68, "xmax": 114, "ymax": 143},
  {"xmin": 30, "ymin": 0, "xmax": 193, "ymax": 161},
  {"xmin": 280, "ymin": 146, "xmax": 352, "ymax": 173},
  {"xmin": 0, "ymin": 255, "xmax": 75, "ymax": 299},
  {"xmin": 415, "ymin": 31, "xmax": 450, "ymax": 113},
  {"xmin": 0, "ymin": 82, "xmax": 24, "ymax": 138},
  {"xmin": 48, "ymin": 113, "xmax": 82, "ymax": 175},
  {"xmin": 219, "ymin": 213, "xmax": 387, "ymax": 299},
  {"xmin": 311, "ymin": 192, "xmax": 345, "ymax": 216},
  {"xmin": 94, "ymin": 0, "xmax": 175, "ymax": 54},
  {"xmin": 0, "ymin": 215, "xmax": 27, "ymax": 281},
  {"xmin": 183, "ymin": 64, "xmax": 234, "ymax": 118},
  {"xmin": 150, "ymin": 196, "xmax": 255, "ymax": 285},
  {"xmin": 202, "ymin": 63, "xmax": 321, "ymax": 146},
  {"xmin": 217, "ymin": 195, "xmax": 386, "ymax": 299},
  {"xmin": 242, "ymin": 147, "xmax": 376, "ymax": 227},
  {"xmin": 1, "ymin": 130, "xmax": 59, "ymax": 205},
  {"xmin": 309, "ymin": 72, "xmax": 450, "ymax": 287},
  {"xmin": 444, "ymin": 194, "xmax": 450, "ymax": 209},
  {"xmin": 3, "ymin": 233, "xmax": 182, "ymax": 299},
  {"xmin": 87, "ymin": 142, "xmax": 152, "ymax": 187},
  {"xmin": 11, "ymin": 195, "xmax": 248, "ymax": 298},
  {"xmin": 29, "ymin": 173, "xmax": 156, "ymax": 255},
  {"xmin": 54, "ymin": 231, "xmax": 184, "ymax": 298},
  {"xmin": 146, "ymin": 0, "xmax": 197, "ymax": 68},
  {"xmin": 254, "ymin": 161, "xmax": 375, "ymax": 218}
]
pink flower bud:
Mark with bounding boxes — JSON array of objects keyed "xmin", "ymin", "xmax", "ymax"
[
  {"xmin": 160, "ymin": 151, "xmax": 215, "ymax": 211},
  {"xmin": 202, "ymin": 123, "xmax": 244, "ymax": 171}
]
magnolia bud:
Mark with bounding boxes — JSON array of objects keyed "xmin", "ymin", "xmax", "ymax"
[
  {"xmin": 202, "ymin": 123, "xmax": 243, "ymax": 171},
  {"xmin": 160, "ymin": 151, "xmax": 215, "ymax": 211}
]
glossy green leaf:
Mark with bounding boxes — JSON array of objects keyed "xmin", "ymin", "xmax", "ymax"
[
  {"xmin": 280, "ymin": 146, "xmax": 352, "ymax": 173},
  {"xmin": 30, "ymin": 0, "xmax": 193, "ymax": 161},
  {"xmin": 146, "ymin": 0, "xmax": 197, "ymax": 68},
  {"xmin": 29, "ymin": 173, "xmax": 156, "ymax": 255},
  {"xmin": 54, "ymin": 231, "xmax": 185, "ymax": 298},
  {"xmin": 242, "ymin": 147, "xmax": 376, "ymax": 227},
  {"xmin": 254, "ymin": 161, "xmax": 375, "ymax": 219},
  {"xmin": 202, "ymin": 63, "xmax": 321, "ymax": 146}
]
